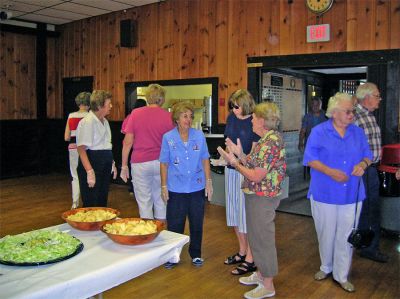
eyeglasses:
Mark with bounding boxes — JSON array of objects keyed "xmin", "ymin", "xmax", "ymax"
[
  {"xmin": 229, "ymin": 103, "xmax": 240, "ymax": 110},
  {"xmin": 337, "ymin": 108, "xmax": 356, "ymax": 115},
  {"xmin": 372, "ymin": 94, "xmax": 381, "ymax": 99}
]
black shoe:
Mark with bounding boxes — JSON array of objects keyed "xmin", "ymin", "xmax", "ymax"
[{"xmin": 360, "ymin": 250, "xmax": 389, "ymax": 263}]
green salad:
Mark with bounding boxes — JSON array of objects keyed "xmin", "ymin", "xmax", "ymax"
[{"xmin": 0, "ymin": 230, "xmax": 82, "ymax": 264}]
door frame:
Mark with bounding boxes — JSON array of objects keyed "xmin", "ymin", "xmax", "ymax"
[{"xmin": 247, "ymin": 49, "xmax": 400, "ymax": 144}]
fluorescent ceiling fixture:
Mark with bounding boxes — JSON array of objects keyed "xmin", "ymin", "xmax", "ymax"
[{"xmin": 309, "ymin": 67, "xmax": 367, "ymax": 74}]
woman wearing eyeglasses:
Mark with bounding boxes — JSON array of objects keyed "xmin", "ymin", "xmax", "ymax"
[
  {"xmin": 222, "ymin": 89, "xmax": 260, "ymax": 275},
  {"xmin": 303, "ymin": 92, "xmax": 372, "ymax": 293}
]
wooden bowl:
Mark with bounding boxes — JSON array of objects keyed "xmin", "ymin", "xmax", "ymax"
[
  {"xmin": 61, "ymin": 207, "xmax": 120, "ymax": 231},
  {"xmin": 101, "ymin": 218, "xmax": 165, "ymax": 245}
]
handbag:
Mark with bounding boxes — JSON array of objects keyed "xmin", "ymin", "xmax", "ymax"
[{"xmin": 347, "ymin": 177, "xmax": 375, "ymax": 249}]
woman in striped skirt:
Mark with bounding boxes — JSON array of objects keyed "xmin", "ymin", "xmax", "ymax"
[{"xmin": 223, "ymin": 89, "xmax": 259, "ymax": 275}]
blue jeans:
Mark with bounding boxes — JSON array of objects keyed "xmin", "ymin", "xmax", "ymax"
[
  {"xmin": 167, "ymin": 189, "xmax": 205, "ymax": 259},
  {"xmin": 357, "ymin": 166, "xmax": 381, "ymax": 253}
]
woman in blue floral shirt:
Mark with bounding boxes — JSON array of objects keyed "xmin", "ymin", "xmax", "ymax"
[{"xmin": 218, "ymin": 102, "xmax": 286, "ymax": 299}]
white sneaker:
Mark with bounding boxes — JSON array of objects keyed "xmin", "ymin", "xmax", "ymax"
[
  {"xmin": 244, "ymin": 284, "xmax": 275, "ymax": 299},
  {"xmin": 239, "ymin": 272, "xmax": 262, "ymax": 286}
]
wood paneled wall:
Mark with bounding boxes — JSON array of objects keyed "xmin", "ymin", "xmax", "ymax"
[
  {"xmin": 2, "ymin": 0, "xmax": 400, "ymax": 121},
  {"xmin": 0, "ymin": 32, "xmax": 36, "ymax": 119}
]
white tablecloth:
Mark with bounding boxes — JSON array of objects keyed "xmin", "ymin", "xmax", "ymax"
[{"xmin": 0, "ymin": 223, "xmax": 189, "ymax": 299}]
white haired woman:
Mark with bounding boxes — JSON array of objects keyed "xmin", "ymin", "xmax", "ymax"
[
  {"xmin": 303, "ymin": 92, "xmax": 372, "ymax": 292},
  {"xmin": 218, "ymin": 102, "xmax": 286, "ymax": 299}
]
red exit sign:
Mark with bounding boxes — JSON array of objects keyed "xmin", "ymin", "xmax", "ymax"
[{"xmin": 307, "ymin": 24, "xmax": 330, "ymax": 43}]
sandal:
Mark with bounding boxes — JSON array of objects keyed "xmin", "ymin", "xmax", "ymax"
[
  {"xmin": 231, "ymin": 261, "xmax": 257, "ymax": 275},
  {"xmin": 224, "ymin": 253, "xmax": 246, "ymax": 265}
]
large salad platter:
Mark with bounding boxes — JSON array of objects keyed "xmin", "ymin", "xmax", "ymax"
[{"xmin": 0, "ymin": 230, "xmax": 83, "ymax": 266}]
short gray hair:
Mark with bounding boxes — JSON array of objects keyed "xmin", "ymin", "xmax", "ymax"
[
  {"xmin": 253, "ymin": 102, "xmax": 280, "ymax": 130},
  {"xmin": 356, "ymin": 82, "xmax": 377, "ymax": 103},
  {"xmin": 326, "ymin": 92, "xmax": 352, "ymax": 118},
  {"xmin": 90, "ymin": 90, "xmax": 112, "ymax": 111},
  {"xmin": 145, "ymin": 84, "xmax": 166, "ymax": 105},
  {"xmin": 75, "ymin": 92, "xmax": 91, "ymax": 107}
]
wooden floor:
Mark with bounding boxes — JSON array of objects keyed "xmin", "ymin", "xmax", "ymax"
[{"xmin": 1, "ymin": 174, "xmax": 399, "ymax": 299}]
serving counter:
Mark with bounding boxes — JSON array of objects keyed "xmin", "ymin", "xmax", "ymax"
[{"xmin": 0, "ymin": 223, "xmax": 189, "ymax": 299}]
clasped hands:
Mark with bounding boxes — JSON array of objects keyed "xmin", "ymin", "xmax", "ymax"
[
  {"xmin": 217, "ymin": 138, "xmax": 243, "ymax": 168},
  {"xmin": 328, "ymin": 161, "xmax": 366, "ymax": 183}
]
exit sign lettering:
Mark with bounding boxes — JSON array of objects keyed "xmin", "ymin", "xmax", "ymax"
[{"xmin": 307, "ymin": 24, "xmax": 330, "ymax": 43}]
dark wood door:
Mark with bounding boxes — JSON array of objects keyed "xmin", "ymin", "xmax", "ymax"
[{"xmin": 63, "ymin": 77, "xmax": 93, "ymax": 119}]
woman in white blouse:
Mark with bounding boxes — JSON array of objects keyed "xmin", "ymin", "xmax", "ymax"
[{"xmin": 76, "ymin": 90, "xmax": 117, "ymax": 207}]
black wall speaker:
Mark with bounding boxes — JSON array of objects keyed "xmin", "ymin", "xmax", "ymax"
[{"xmin": 120, "ymin": 19, "xmax": 138, "ymax": 48}]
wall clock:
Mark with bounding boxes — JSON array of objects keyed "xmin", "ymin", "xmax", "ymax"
[{"xmin": 305, "ymin": 0, "xmax": 334, "ymax": 15}]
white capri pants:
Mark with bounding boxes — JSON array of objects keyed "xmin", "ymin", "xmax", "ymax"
[
  {"xmin": 225, "ymin": 167, "xmax": 247, "ymax": 233},
  {"xmin": 69, "ymin": 149, "xmax": 80, "ymax": 207},
  {"xmin": 131, "ymin": 160, "xmax": 166, "ymax": 219},
  {"xmin": 310, "ymin": 195, "xmax": 362, "ymax": 283}
]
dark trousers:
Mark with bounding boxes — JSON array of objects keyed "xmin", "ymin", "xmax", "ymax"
[
  {"xmin": 167, "ymin": 189, "xmax": 205, "ymax": 259},
  {"xmin": 358, "ymin": 166, "xmax": 381, "ymax": 253},
  {"xmin": 77, "ymin": 150, "xmax": 113, "ymax": 207}
]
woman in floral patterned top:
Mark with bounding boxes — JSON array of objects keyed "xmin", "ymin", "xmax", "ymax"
[{"xmin": 218, "ymin": 102, "xmax": 286, "ymax": 299}]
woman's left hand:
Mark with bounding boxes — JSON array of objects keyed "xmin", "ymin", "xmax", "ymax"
[{"xmin": 351, "ymin": 162, "xmax": 365, "ymax": 177}]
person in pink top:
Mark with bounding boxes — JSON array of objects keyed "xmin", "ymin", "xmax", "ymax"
[{"xmin": 120, "ymin": 84, "xmax": 174, "ymax": 220}]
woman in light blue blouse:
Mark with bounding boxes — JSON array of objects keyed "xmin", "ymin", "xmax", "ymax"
[
  {"xmin": 303, "ymin": 92, "xmax": 372, "ymax": 293},
  {"xmin": 160, "ymin": 101, "xmax": 213, "ymax": 269}
]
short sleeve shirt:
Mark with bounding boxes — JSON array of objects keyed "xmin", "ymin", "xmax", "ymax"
[
  {"xmin": 159, "ymin": 128, "xmax": 210, "ymax": 193},
  {"xmin": 76, "ymin": 111, "xmax": 112, "ymax": 150},
  {"xmin": 303, "ymin": 119, "xmax": 372, "ymax": 205},
  {"xmin": 124, "ymin": 106, "xmax": 174, "ymax": 163},
  {"xmin": 242, "ymin": 130, "xmax": 286, "ymax": 197}
]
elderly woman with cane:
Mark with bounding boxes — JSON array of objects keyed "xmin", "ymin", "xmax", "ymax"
[{"xmin": 304, "ymin": 92, "xmax": 372, "ymax": 292}]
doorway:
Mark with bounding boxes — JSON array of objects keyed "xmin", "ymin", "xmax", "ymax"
[
  {"xmin": 247, "ymin": 49, "xmax": 400, "ymax": 216},
  {"xmin": 63, "ymin": 76, "xmax": 93, "ymax": 119},
  {"xmin": 125, "ymin": 77, "xmax": 222, "ymax": 134}
]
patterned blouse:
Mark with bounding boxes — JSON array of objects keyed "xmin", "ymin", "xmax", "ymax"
[{"xmin": 242, "ymin": 130, "xmax": 286, "ymax": 197}]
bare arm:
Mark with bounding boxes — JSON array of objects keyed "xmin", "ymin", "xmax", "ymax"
[
  {"xmin": 64, "ymin": 121, "xmax": 71, "ymax": 142},
  {"xmin": 351, "ymin": 157, "xmax": 371, "ymax": 176},
  {"xmin": 235, "ymin": 163, "xmax": 267, "ymax": 183},
  {"xmin": 160, "ymin": 162, "xmax": 168, "ymax": 186},
  {"xmin": 121, "ymin": 133, "xmax": 134, "ymax": 167},
  {"xmin": 217, "ymin": 146, "xmax": 266, "ymax": 183},
  {"xmin": 202, "ymin": 159, "xmax": 211, "ymax": 181},
  {"xmin": 77, "ymin": 145, "xmax": 92, "ymax": 171}
]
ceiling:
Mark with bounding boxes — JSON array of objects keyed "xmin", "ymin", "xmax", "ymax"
[{"xmin": 0, "ymin": 0, "xmax": 162, "ymax": 26}]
